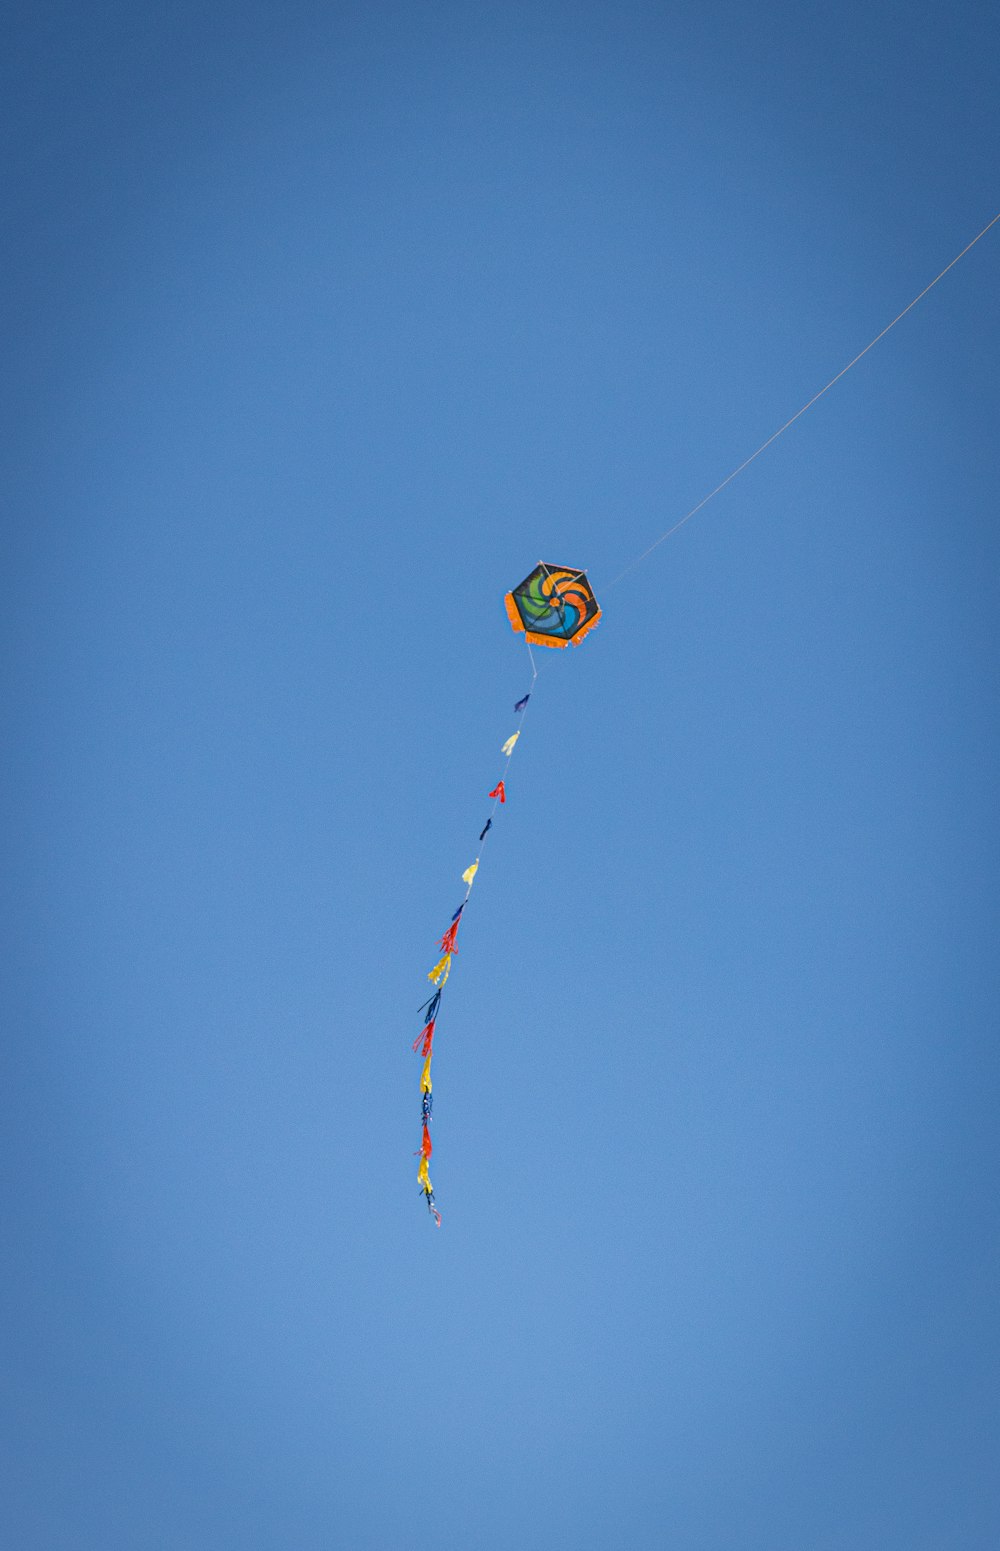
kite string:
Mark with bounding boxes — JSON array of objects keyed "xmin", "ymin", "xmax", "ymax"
[{"xmin": 606, "ymin": 209, "xmax": 1000, "ymax": 590}]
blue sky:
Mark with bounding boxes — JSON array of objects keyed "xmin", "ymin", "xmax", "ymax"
[{"xmin": 3, "ymin": 3, "xmax": 999, "ymax": 1547}]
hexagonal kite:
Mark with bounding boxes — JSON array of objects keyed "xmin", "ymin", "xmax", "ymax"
[
  {"xmin": 503, "ymin": 562, "xmax": 602, "ymax": 648},
  {"xmin": 412, "ymin": 563, "xmax": 600, "ymax": 1225}
]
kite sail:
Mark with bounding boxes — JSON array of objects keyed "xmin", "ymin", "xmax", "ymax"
[
  {"xmin": 503, "ymin": 562, "xmax": 601, "ymax": 648},
  {"xmin": 413, "ymin": 562, "xmax": 600, "ymax": 1224}
]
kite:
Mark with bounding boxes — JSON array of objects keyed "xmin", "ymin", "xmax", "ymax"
[
  {"xmin": 408, "ymin": 214, "xmax": 1000, "ymax": 1226},
  {"xmin": 413, "ymin": 562, "xmax": 600, "ymax": 1224},
  {"xmin": 503, "ymin": 562, "xmax": 602, "ymax": 648}
]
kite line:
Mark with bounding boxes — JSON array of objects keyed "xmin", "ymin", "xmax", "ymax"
[{"xmin": 606, "ymin": 209, "xmax": 1000, "ymax": 589}]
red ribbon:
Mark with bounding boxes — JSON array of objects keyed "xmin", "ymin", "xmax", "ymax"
[
  {"xmin": 412, "ymin": 1019, "xmax": 435, "ymax": 1056},
  {"xmin": 437, "ymin": 921, "xmax": 460, "ymax": 955}
]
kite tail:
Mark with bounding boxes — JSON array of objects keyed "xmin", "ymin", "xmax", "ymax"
[
  {"xmin": 411, "ymin": 645, "xmax": 538, "ymax": 1224},
  {"xmin": 414, "ymin": 966, "xmax": 442, "ymax": 1222}
]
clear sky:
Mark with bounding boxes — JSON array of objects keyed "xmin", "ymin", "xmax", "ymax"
[{"xmin": 3, "ymin": 3, "xmax": 999, "ymax": 1547}]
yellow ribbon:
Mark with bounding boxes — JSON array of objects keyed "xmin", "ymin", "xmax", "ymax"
[
  {"xmin": 417, "ymin": 1156, "xmax": 432, "ymax": 1190},
  {"xmin": 421, "ymin": 1054, "xmax": 433, "ymax": 1092},
  {"xmin": 461, "ymin": 860, "xmax": 479, "ymax": 886},
  {"xmin": 427, "ymin": 953, "xmax": 451, "ymax": 986},
  {"xmin": 501, "ymin": 732, "xmax": 520, "ymax": 756}
]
